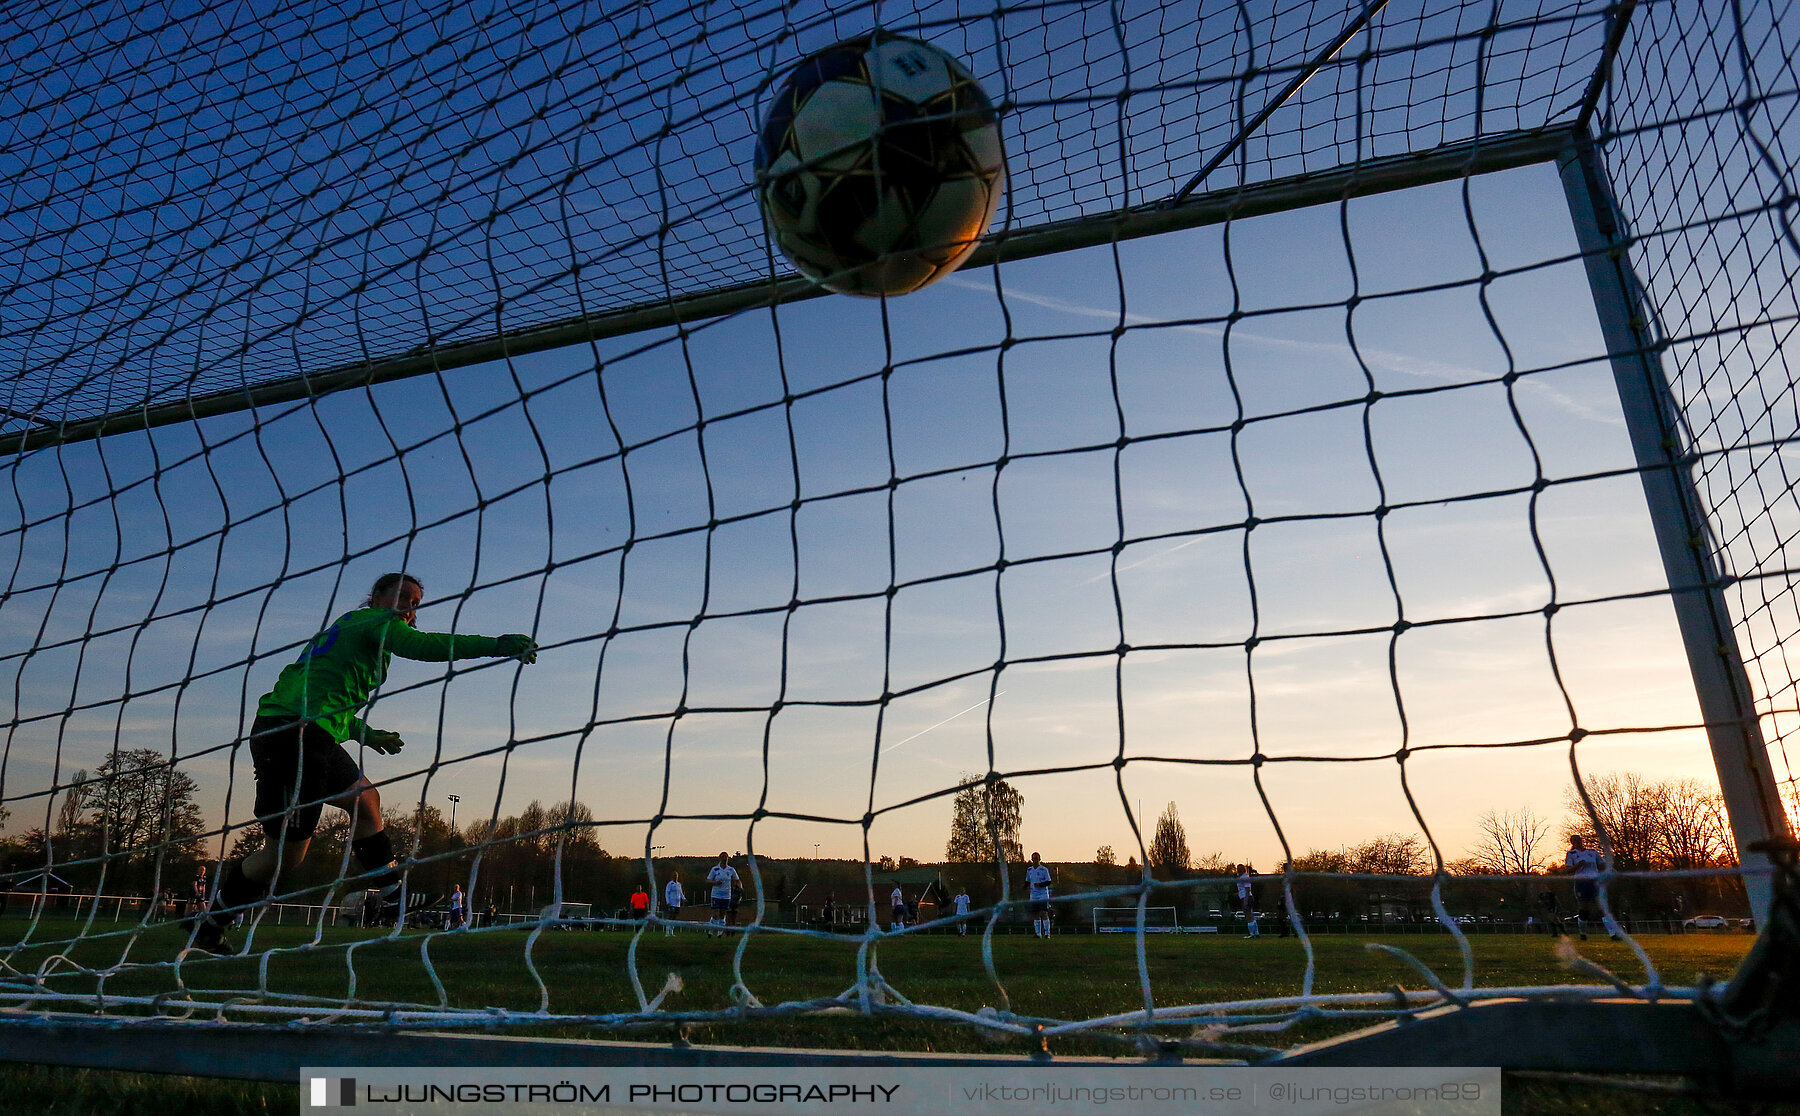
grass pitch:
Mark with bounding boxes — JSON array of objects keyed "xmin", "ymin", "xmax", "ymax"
[
  {"xmin": 0, "ymin": 913, "xmax": 1760, "ymax": 1051},
  {"xmin": 0, "ymin": 916, "xmax": 1781, "ymax": 1114}
]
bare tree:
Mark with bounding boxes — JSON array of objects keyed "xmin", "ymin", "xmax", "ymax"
[
  {"xmin": 547, "ymin": 800, "xmax": 604, "ymax": 850},
  {"xmin": 1654, "ymin": 779, "xmax": 1733, "ymax": 869},
  {"xmin": 1563, "ymin": 772, "xmax": 1661, "ymax": 868},
  {"xmin": 70, "ymin": 749, "xmax": 208, "ymax": 892},
  {"xmin": 1468, "ymin": 807, "xmax": 1552, "ymax": 875},
  {"xmin": 1346, "ymin": 834, "xmax": 1429, "ymax": 876},
  {"xmin": 88, "ymin": 750, "xmax": 206, "ymax": 855},
  {"xmin": 1190, "ymin": 850, "xmax": 1234, "ymax": 873},
  {"xmin": 1094, "ymin": 845, "xmax": 1115, "ymax": 866}
]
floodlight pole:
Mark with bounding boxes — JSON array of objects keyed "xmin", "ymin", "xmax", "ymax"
[{"xmin": 1559, "ymin": 133, "xmax": 1790, "ymax": 922}]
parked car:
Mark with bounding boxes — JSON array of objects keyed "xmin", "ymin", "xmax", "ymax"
[
  {"xmin": 1684, "ymin": 914, "xmax": 1729, "ymax": 930},
  {"xmin": 1738, "ymin": 917, "xmax": 1757, "ymax": 932}
]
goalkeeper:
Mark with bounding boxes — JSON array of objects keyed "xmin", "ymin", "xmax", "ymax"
[{"xmin": 186, "ymin": 573, "xmax": 537, "ymax": 955}]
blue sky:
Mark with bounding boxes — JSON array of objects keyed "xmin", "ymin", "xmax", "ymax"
[{"xmin": 0, "ymin": 153, "xmax": 1729, "ymax": 875}]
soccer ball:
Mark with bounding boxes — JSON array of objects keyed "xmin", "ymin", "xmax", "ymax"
[{"xmin": 754, "ymin": 33, "xmax": 1005, "ymax": 297}]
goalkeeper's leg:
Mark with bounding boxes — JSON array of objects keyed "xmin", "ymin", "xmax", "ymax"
[
  {"xmin": 185, "ymin": 718, "xmax": 334, "ymax": 954},
  {"xmin": 189, "ymin": 818, "xmax": 324, "ymax": 955},
  {"xmin": 189, "ymin": 725, "xmax": 421, "ymax": 951},
  {"xmin": 330, "ymin": 778, "xmax": 436, "ymax": 923}
]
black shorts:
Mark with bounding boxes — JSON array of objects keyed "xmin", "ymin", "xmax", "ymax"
[
  {"xmin": 1575, "ymin": 881, "xmax": 1599, "ymax": 902},
  {"xmin": 248, "ymin": 715, "xmax": 363, "ymax": 841}
]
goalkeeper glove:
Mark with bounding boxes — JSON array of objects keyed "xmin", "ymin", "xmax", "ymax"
[
  {"xmin": 496, "ymin": 634, "xmax": 538, "ymax": 664},
  {"xmin": 364, "ymin": 729, "xmax": 406, "ymax": 755}
]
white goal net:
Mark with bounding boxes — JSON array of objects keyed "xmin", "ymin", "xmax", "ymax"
[{"xmin": 0, "ymin": 0, "xmax": 1795, "ymax": 1067}]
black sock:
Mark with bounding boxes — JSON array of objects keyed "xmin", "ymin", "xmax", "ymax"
[
  {"xmin": 209, "ymin": 860, "xmax": 260, "ymax": 925},
  {"xmin": 350, "ymin": 829, "xmax": 403, "ymax": 892}
]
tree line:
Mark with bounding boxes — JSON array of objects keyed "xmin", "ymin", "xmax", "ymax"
[
  {"xmin": 0, "ymin": 756, "xmax": 850, "ymax": 917},
  {"xmin": 0, "ymin": 749, "xmax": 209, "ymax": 898},
  {"xmin": 0, "ymin": 757, "xmax": 1751, "ymax": 921},
  {"xmin": 0, "ymin": 749, "xmax": 631, "ymax": 912},
  {"xmin": 943, "ymin": 770, "xmax": 1750, "ymax": 920}
]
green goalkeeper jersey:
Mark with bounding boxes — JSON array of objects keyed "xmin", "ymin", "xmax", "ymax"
[{"xmin": 256, "ymin": 608, "xmax": 502, "ymax": 743}]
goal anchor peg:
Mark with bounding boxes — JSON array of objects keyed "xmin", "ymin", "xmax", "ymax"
[{"xmin": 1147, "ymin": 1038, "xmax": 1184, "ymax": 1064}]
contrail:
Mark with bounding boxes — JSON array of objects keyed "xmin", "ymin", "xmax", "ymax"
[{"xmin": 882, "ymin": 692, "xmax": 1005, "ymax": 755}]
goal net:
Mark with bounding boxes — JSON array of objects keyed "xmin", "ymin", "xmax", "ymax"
[{"xmin": 1, "ymin": 0, "xmax": 1797, "ymax": 1073}]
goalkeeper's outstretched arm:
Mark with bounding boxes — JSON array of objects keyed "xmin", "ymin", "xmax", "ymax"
[{"xmin": 380, "ymin": 617, "xmax": 537, "ymax": 663}]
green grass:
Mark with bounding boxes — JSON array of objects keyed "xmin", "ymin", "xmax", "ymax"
[
  {"xmin": 0, "ymin": 917, "xmax": 1784, "ymax": 1113},
  {"xmin": 0, "ymin": 1065, "xmax": 289, "ymax": 1116},
  {"xmin": 0, "ymin": 914, "xmax": 1759, "ymax": 1046}
]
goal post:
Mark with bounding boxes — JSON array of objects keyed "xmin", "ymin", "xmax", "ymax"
[{"xmin": 1557, "ymin": 135, "xmax": 1791, "ymax": 923}]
